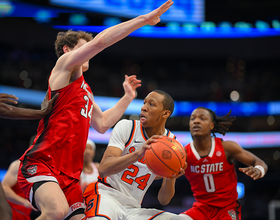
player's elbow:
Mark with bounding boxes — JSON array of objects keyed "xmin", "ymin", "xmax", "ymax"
[
  {"xmin": 98, "ymin": 168, "xmax": 108, "ymax": 178},
  {"xmin": 91, "ymin": 123, "xmax": 108, "ymax": 134},
  {"xmin": 158, "ymin": 197, "xmax": 171, "ymax": 206},
  {"xmin": 96, "ymin": 127, "xmax": 108, "ymax": 134},
  {"xmin": 158, "ymin": 193, "xmax": 173, "ymax": 206}
]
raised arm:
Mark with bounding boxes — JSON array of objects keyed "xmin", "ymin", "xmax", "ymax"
[
  {"xmin": 63, "ymin": 0, "xmax": 173, "ymax": 70},
  {"xmin": 50, "ymin": 0, "xmax": 173, "ymax": 90},
  {"xmin": 0, "ymin": 93, "xmax": 58, "ymax": 120},
  {"xmin": 90, "ymin": 75, "xmax": 141, "ymax": 133},
  {"xmin": 223, "ymin": 140, "xmax": 268, "ymax": 180}
]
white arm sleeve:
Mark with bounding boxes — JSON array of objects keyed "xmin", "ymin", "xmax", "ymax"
[{"xmin": 108, "ymin": 119, "xmax": 132, "ymax": 151}]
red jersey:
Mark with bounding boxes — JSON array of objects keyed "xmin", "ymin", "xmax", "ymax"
[
  {"xmin": 20, "ymin": 75, "xmax": 93, "ymax": 180},
  {"xmin": 8, "ymin": 182, "xmax": 32, "ymax": 219},
  {"xmin": 184, "ymin": 137, "xmax": 238, "ymax": 208}
]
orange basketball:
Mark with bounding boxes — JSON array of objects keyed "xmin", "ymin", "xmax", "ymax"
[{"xmin": 145, "ymin": 136, "xmax": 186, "ymax": 178}]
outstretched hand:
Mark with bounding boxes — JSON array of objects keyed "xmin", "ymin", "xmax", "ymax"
[
  {"xmin": 169, "ymin": 162, "xmax": 188, "ymax": 179},
  {"xmin": 239, "ymin": 166, "xmax": 262, "ymax": 180},
  {"xmin": 143, "ymin": 0, "xmax": 173, "ymax": 26},
  {"xmin": 0, "ymin": 93, "xmax": 18, "ymax": 111},
  {"xmin": 123, "ymin": 75, "xmax": 141, "ymax": 99},
  {"xmin": 41, "ymin": 91, "xmax": 59, "ymax": 115},
  {"xmin": 139, "ymin": 135, "xmax": 164, "ymax": 158}
]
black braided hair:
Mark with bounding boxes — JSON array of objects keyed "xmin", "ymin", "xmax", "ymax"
[{"xmin": 197, "ymin": 107, "xmax": 236, "ymax": 137}]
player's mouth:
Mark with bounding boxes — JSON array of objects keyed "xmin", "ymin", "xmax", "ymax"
[
  {"xmin": 140, "ymin": 113, "xmax": 147, "ymax": 123},
  {"xmin": 192, "ymin": 125, "xmax": 201, "ymax": 131}
]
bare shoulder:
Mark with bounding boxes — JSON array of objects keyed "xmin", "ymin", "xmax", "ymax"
[{"xmin": 222, "ymin": 140, "xmax": 243, "ymax": 154}]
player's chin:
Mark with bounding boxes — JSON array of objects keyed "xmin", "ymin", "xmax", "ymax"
[{"xmin": 191, "ymin": 131, "xmax": 203, "ymax": 137}]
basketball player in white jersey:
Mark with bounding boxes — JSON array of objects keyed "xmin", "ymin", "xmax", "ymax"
[
  {"xmin": 83, "ymin": 90, "xmax": 187, "ymax": 220},
  {"xmin": 80, "ymin": 139, "xmax": 99, "ymax": 192}
]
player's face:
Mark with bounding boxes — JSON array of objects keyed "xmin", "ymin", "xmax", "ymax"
[
  {"xmin": 84, "ymin": 143, "xmax": 95, "ymax": 163},
  {"xmin": 189, "ymin": 108, "xmax": 214, "ymax": 137},
  {"xmin": 140, "ymin": 92, "xmax": 165, "ymax": 127},
  {"xmin": 71, "ymin": 38, "xmax": 89, "ymax": 72}
]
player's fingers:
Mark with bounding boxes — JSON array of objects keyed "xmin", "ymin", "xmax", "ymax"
[
  {"xmin": 0, "ymin": 103, "xmax": 13, "ymax": 111},
  {"xmin": 161, "ymin": 0, "xmax": 173, "ymax": 13},
  {"xmin": 52, "ymin": 93, "xmax": 59, "ymax": 101},
  {"xmin": 252, "ymin": 171, "xmax": 260, "ymax": 180},
  {"xmin": 246, "ymin": 170, "xmax": 255, "ymax": 177},
  {"xmin": 0, "ymin": 93, "xmax": 18, "ymax": 100},
  {"xmin": 126, "ymin": 75, "xmax": 137, "ymax": 81},
  {"xmin": 0, "ymin": 97, "xmax": 18, "ymax": 105},
  {"xmin": 130, "ymin": 79, "xmax": 141, "ymax": 87}
]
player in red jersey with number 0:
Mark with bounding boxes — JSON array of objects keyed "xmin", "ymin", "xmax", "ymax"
[{"xmin": 179, "ymin": 107, "xmax": 268, "ymax": 220}]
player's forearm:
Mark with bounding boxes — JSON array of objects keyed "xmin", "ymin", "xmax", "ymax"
[
  {"xmin": 98, "ymin": 95, "xmax": 134, "ymax": 133},
  {"xmin": 0, "ymin": 105, "xmax": 45, "ymax": 120},
  {"xmin": 93, "ymin": 15, "xmax": 146, "ymax": 49},
  {"xmin": 2, "ymin": 186, "xmax": 27, "ymax": 206},
  {"xmin": 99, "ymin": 151, "xmax": 142, "ymax": 177},
  {"xmin": 158, "ymin": 178, "xmax": 176, "ymax": 205}
]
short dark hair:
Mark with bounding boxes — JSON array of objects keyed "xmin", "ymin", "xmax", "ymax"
[
  {"xmin": 197, "ymin": 107, "xmax": 236, "ymax": 136},
  {"xmin": 154, "ymin": 90, "xmax": 174, "ymax": 116},
  {"xmin": 54, "ymin": 30, "xmax": 93, "ymax": 57}
]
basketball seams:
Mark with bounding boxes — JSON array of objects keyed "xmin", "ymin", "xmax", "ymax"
[
  {"xmin": 145, "ymin": 137, "xmax": 186, "ymax": 178},
  {"xmin": 150, "ymin": 141, "xmax": 180, "ymax": 173},
  {"xmin": 159, "ymin": 139, "xmax": 184, "ymax": 168},
  {"xmin": 145, "ymin": 151, "xmax": 164, "ymax": 177}
]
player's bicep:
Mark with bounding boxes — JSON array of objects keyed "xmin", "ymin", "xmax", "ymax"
[
  {"xmin": 224, "ymin": 141, "xmax": 257, "ymax": 166},
  {"xmin": 65, "ymin": 40, "xmax": 104, "ymax": 70}
]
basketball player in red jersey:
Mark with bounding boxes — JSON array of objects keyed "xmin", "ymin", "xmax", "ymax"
[
  {"xmin": 0, "ymin": 93, "xmax": 58, "ymax": 220},
  {"xmin": 179, "ymin": 107, "xmax": 268, "ymax": 220},
  {"xmin": 17, "ymin": 1, "xmax": 173, "ymax": 219}
]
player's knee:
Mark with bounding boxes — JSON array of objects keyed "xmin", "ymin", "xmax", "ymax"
[{"xmin": 44, "ymin": 205, "xmax": 69, "ymax": 220}]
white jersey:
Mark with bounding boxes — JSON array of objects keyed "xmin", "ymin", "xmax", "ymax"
[
  {"xmin": 98, "ymin": 119, "xmax": 176, "ymax": 207},
  {"xmin": 80, "ymin": 162, "xmax": 99, "ymax": 192}
]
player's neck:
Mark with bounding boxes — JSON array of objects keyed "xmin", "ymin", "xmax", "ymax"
[
  {"xmin": 193, "ymin": 136, "xmax": 212, "ymax": 152},
  {"xmin": 144, "ymin": 126, "xmax": 166, "ymax": 138}
]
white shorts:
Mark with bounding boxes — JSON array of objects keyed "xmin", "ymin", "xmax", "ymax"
[{"xmin": 83, "ymin": 182, "xmax": 185, "ymax": 220}]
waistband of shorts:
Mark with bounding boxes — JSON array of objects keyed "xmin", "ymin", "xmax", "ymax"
[{"xmin": 97, "ymin": 178, "xmax": 113, "ymax": 189}]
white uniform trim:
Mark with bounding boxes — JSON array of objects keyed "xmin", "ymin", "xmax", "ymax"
[
  {"xmin": 190, "ymin": 137, "xmax": 216, "ymax": 159},
  {"xmin": 26, "ymin": 175, "xmax": 58, "ymax": 183}
]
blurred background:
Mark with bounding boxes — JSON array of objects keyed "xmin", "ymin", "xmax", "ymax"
[{"xmin": 0, "ymin": 0, "xmax": 280, "ymax": 219}]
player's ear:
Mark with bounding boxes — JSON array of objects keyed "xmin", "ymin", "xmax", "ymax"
[
  {"xmin": 210, "ymin": 121, "xmax": 214, "ymax": 130},
  {"xmin": 162, "ymin": 110, "xmax": 171, "ymax": 119},
  {"xmin": 63, "ymin": 45, "xmax": 70, "ymax": 54}
]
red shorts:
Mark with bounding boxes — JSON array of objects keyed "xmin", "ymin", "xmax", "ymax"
[
  {"xmin": 18, "ymin": 158, "xmax": 85, "ymax": 219},
  {"xmin": 180, "ymin": 201, "xmax": 241, "ymax": 220}
]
